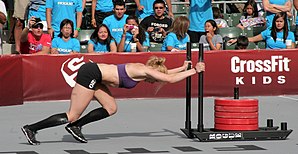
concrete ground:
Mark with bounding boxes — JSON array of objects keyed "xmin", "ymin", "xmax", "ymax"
[{"xmin": 0, "ymin": 96, "xmax": 297, "ymax": 154}]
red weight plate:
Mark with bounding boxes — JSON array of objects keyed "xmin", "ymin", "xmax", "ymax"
[
  {"xmin": 215, "ymin": 111, "xmax": 258, "ymax": 118},
  {"xmin": 215, "ymin": 106, "xmax": 258, "ymax": 112},
  {"xmin": 215, "ymin": 98, "xmax": 258, "ymax": 107},
  {"xmin": 215, "ymin": 123, "xmax": 259, "ymax": 131},
  {"xmin": 215, "ymin": 117, "xmax": 258, "ymax": 125}
]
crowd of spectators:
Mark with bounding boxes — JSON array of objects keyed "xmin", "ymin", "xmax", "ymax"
[{"xmin": 1, "ymin": 0, "xmax": 298, "ymax": 54}]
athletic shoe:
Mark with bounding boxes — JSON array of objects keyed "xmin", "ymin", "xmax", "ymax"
[
  {"xmin": 65, "ymin": 124, "xmax": 88, "ymax": 143},
  {"xmin": 21, "ymin": 125, "xmax": 40, "ymax": 145}
]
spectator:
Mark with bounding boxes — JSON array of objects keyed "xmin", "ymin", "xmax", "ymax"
[
  {"xmin": 229, "ymin": 12, "xmax": 295, "ymax": 49},
  {"xmin": 20, "ymin": 17, "xmax": 51, "ymax": 54},
  {"xmin": 2, "ymin": 0, "xmax": 13, "ymax": 43},
  {"xmin": 12, "ymin": 0, "xmax": 30, "ymax": 54},
  {"xmin": 51, "ymin": 19, "xmax": 80, "ymax": 54},
  {"xmin": 199, "ymin": 19, "xmax": 223, "ymax": 51},
  {"xmin": 235, "ymin": 35, "xmax": 249, "ymax": 50},
  {"xmin": 0, "ymin": 0, "xmax": 7, "ymax": 54},
  {"xmin": 140, "ymin": 0, "xmax": 172, "ymax": 43},
  {"xmin": 46, "ymin": 0, "xmax": 83, "ymax": 38},
  {"xmin": 0, "ymin": 0, "xmax": 6, "ymax": 27},
  {"xmin": 212, "ymin": 6, "xmax": 228, "ymax": 28},
  {"xmin": 134, "ymin": 0, "xmax": 173, "ymax": 20},
  {"xmin": 262, "ymin": 0, "xmax": 292, "ymax": 29},
  {"xmin": 103, "ymin": 0, "xmax": 128, "ymax": 44},
  {"xmin": 186, "ymin": 0, "xmax": 213, "ymax": 43},
  {"xmin": 161, "ymin": 16, "xmax": 190, "ymax": 51},
  {"xmin": 27, "ymin": 0, "xmax": 47, "ymax": 31},
  {"xmin": 293, "ymin": 0, "xmax": 298, "ymax": 42},
  {"xmin": 237, "ymin": 0, "xmax": 265, "ymax": 30},
  {"xmin": 0, "ymin": 0, "xmax": 7, "ymax": 25},
  {"xmin": 118, "ymin": 15, "xmax": 149, "ymax": 52},
  {"xmin": 87, "ymin": 24, "xmax": 117, "ymax": 53},
  {"xmin": 91, "ymin": 0, "xmax": 113, "ymax": 28}
]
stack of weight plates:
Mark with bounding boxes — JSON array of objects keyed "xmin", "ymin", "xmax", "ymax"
[{"xmin": 214, "ymin": 98, "xmax": 259, "ymax": 131}]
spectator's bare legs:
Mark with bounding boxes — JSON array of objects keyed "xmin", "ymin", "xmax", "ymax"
[
  {"xmin": 66, "ymin": 83, "xmax": 95, "ymax": 122},
  {"xmin": 65, "ymin": 83, "xmax": 116, "ymax": 143},
  {"xmin": 14, "ymin": 18, "xmax": 23, "ymax": 53}
]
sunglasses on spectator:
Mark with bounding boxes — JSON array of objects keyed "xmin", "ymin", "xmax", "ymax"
[
  {"xmin": 32, "ymin": 24, "xmax": 43, "ymax": 29},
  {"xmin": 154, "ymin": 7, "xmax": 164, "ymax": 9}
]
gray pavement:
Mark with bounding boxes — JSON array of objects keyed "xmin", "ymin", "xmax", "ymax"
[{"xmin": 0, "ymin": 96, "xmax": 297, "ymax": 154}]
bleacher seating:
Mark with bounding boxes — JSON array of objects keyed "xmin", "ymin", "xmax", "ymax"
[{"xmin": 219, "ymin": 27, "xmax": 242, "ymax": 39}]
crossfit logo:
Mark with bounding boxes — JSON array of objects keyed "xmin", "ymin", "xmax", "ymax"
[
  {"xmin": 61, "ymin": 57, "xmax": 86, "ymax": 87},
  {"xmin": 231, "ymin": 56, "xmax": 291, "ymax": 85}
]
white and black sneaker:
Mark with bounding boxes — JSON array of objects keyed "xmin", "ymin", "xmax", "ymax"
[
  {"xmin": 65, "ymin": 124, "xmax": 88, "ymax": 143},
  {"xmin": 21, "ymin": 125, "xmax": 40, "ymax": 145}
]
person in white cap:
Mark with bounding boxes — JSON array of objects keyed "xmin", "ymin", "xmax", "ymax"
[{"xmin": 20, "ymin": 16, "xmax": 51, "ymax": 54}]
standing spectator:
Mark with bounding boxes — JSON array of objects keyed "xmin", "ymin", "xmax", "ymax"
[
  {"xmin": 51, "ymin": 19, "xmax": 80, "ymax": 54},
  {"xmin": 0, "ymin": 0, "xmax": 6, "ymax": 27},
  {"xmin": 103, "ymin": 1, "xmax": 128, "ymax": 44},
  {"xmin": 140, "ymin": 0, "xmax": 172, "ymax": 43},
  {"xmin": 87, "ymin": 24, "xmax": 117, "ymax": 53},
  {"xmin": 212, "ymin": 6, "xmax": 228, "ymax": 28},
  {"xmin": 28, "ymin": 0, "xmax": 47, "ymax": 31},
  {"xmin": 91, "ymin": 0, "xmax": 113, "ymax": 28},
  {"xmin": 46, "ymin": 0, "xmax": 83, "ymax": 38},
  {"xmin": 12, "ymin": 0, "xmax": 30, "ymax": 54},
  {"xmin": 262, "ymin": 0, "xmax": 292, "ymax": 29},
  {"xmin": 20, "ymin": 17, "xmax": 51, "ymax": 54},
  {"xmin": 134, "ymin": 0, "xmax": 173, "ymax": 20},
  {"xmin": 118, "ymin": 15, "xmax": 149, "ymax": 52},
  {"xmin": 0, "ymin": 0, "xmax": 7, "ymax": 54},
  {"xmin": 199, "ymin": 19, "xmax": 223, "ymax": 51},
  {"xmin": 186, "ymin": 0, "xmax": 213, "ymax": 43},
  {"xmin": 161, "ymin": 16, "xmax": 190, "ymax": 51},
  {"xmin": 2, "ymin": 0, "xmax": 13, "ymax": 44}
]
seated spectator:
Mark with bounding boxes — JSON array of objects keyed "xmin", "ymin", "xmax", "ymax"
[
  {"xmin": 51, "ymin": 19, "xmax": 80, "ymax": 54},
  {"xmin": 229, "ymin": 12, "xmax": 295, "ymax": 49},
  {"xmin": 237, "ymin": 0, "xmax": 265, "ymax": 30},
  {"xmin": 199, "ymin": 19, "xmax": 223, "ymax": 51},
  {"xmin": 20, "ymin": 17, "xmax": 51, "ymax": 54},
  {"xmin": 235, "ymin": 35, "xmax": 249, "ymax": 49},
  {"xmin": 118, "ymin": 15, "xmax": 150, "ymax": 52},
  {"xmin": 161, "ymin": 16, "xmax": 190, "ymax": 51},
  {"xmin": 140, "ymin": 0, "xmax": 172, "ymax": 43},
  {"xmin": 87, "ymin": 24, "xmax": 117, "ymax": 53},
  {"xmin": 212, "ymin": 7, "xmax": 228, "ymax": 28}
]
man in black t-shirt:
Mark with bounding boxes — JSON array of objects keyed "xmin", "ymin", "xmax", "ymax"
[{"xmin": 140, "ymin": 0, "xmax": 172, "ymax": 43}]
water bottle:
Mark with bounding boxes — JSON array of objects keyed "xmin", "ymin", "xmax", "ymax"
[{"xmin": 131, "ymin": 43, "xmax": 137, "ymax": 52}]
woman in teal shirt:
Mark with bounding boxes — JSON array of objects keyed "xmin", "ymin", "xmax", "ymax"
[{"xmin": 162, "ymin": 16, "xmax": 190, "ymax": 51}]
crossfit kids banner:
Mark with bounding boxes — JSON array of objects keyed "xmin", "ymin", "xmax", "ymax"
[{"xmin": 0, "ymin": 49, "xmax": 298, "ymax": 104}]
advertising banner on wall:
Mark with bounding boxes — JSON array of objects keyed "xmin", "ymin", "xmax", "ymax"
[{"xmin": 1, "ymin": 49, "xmax": 297, "ymax": 104}]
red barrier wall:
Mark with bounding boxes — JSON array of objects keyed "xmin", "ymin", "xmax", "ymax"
[
  {"xmin": 0, "ymin": 55, "xmax": 23, "ymax": 106},
  {"xmin": 1, "ymin": 49, "xmax": 298, "ymax": 105}
]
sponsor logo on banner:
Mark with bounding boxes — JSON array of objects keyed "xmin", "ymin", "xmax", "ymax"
[
  {"xmin": 61, "ymin": 57, "xmax": 86, "ymax": 87},
  {"xmin": 209, "ymin": 133, "xmax": 242, "ymax": 140},
  {"xmin": 231, "ymin": 55, "xmax": 291, "ymax": 85}
]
